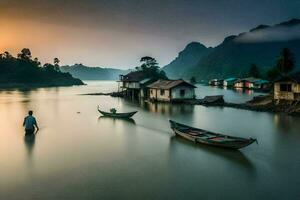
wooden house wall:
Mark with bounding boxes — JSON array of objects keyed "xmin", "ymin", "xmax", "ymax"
[
  {"xmin": 149, "ymin": 88, "xmax": 171, "ymax": 101},
  {"xmin": 171, "ymin": 86, "xmax": 195, "ymax": 100},
  {"xmin": 274, "ymin": 82, "xmax": 300, "ymax": 101},
  {"xmin": 123, "ymin": 81, "xmax": 140, "ymax": 89},
  {"xmin": 234, "ymin": 82, "xmax": 244, "ymax": 88},
  {"xmin": 149, "ymin": 86, "xmax": 195, "ymax": 102}
]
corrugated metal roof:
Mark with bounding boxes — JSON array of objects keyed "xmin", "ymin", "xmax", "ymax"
[
  {"xmin": 147, "ymin": 79, "xmax": 196, "ymax": 89},
  {"xmin": 254, "ymin": 80, "xmax": 269, "ymax": 84},
  {"xmin": 235, "ymin": 77, "xmax": 269, "ymax": 84},
  {"xmin": 121, "ymin": 71, "xmax": 147, "ymax": 82},
  {"xmin": 243, "ymin": 77, "xmax": 260, "ymax": 82},
  {"xmin": 224, "ymin": 78, "xmax": 237, "ymax": 82}
]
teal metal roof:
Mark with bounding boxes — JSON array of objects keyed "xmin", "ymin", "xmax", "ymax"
[
  {"xmin": 253, "ymin": 79, "xmax": 269, "ymax": 84},
  {"xmin": 224, "ymin": 78, "xmax": 237, "ymax": 82}
]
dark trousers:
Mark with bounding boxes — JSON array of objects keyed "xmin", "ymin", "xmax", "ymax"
[{"xmin": 25, "ymin": 128, "xmax": 35, "ymax": 135}]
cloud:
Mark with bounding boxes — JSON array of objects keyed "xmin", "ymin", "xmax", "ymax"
[{"xmin": 236, "ymin": 25, "xmax": 300, "ymax": 43}]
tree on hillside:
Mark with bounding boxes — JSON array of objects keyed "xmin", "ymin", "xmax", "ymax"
[
  {"xmin": 43, "ymin": 63, "xmax": 56, "ymax": 72},
  {"xmin": 3, "ymin": 51, "xmax": 13, "ymax": 59},
  {"xmin": 267, "ymin": 48, "xmax": 296, "ymax": 81},
  {"xmin": 17, "ymin": 48, "xmax": 32, "ymax": 60},
  {"xmin": 190, "ymin": 76, "xmax": 196, "ymax": 84},
  {"xmin": 248, "ymin": 64, "xmax": 260, "ymax": 78},
  {"xmin": 137, "ymin": 56, "xmax": 168, "ymax": 79},
  {"xmin": 54, "ymin": 58, "xmax": 60, "ymax": 65},
  {"xmin": 267, "ymin": 68, "xmax": 280, "ymax": 81},
  {"xmin": 54, "ymin": 57, "xmax": 60, "ymax": 71},
  {"xmin": 0, "ymin": 48, "xmax": 83, "ymax": 86},
  {"xmin": 140, "ymin": 56, "xmax": 159, "ymax": 70},
  {"xmin": 276, "ymin": 48, "xmax": 295, "ymax": 75},
  {"xmin": 159, "ymin": 70, "xmax": 167, "ymax": 79},
  {"xmin": 34, "ymin": 57, "xmax": 41, "ymax": 67}
]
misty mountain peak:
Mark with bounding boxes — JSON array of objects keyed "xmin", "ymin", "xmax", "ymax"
[
  {"xmin": 185, "ymin": 42, "xmax": 207, "ymax": 50},
  {"xmin": 233, "ymin": 18, "xmax": 300, "ymax": 44},
  {"xmin": 163, "ymin": 42, "xmax": 212, "ymax": 78},
  {"xmin": 250, "ymin": 24, "xmax": 270, "ymax": 32},
  {"xmin": 277, "ymin": 18, "xmax": 300, "ymax": 27},
  {"xmin": 222, "ymin": 35, "xmax": 237, "ymax": 44},
  {"xmin": 177, "ymin": 42, "xmax": 208, "ymax": 58},
  {"xmin": 163, "ymin": 18, "xmax": 300, "ymax": 80}
]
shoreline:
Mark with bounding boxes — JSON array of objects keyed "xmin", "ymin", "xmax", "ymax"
[
  {"xmin": 0, "ymin": 82, "xmax": 85, "ymax": 90},
  {"xmin": 189, "ymin": 95, "xmax": 300, "ymax": 116},
  {"xmin": 82, "ymin": 91, "xmax": 300, "ymax": 116},
  {"xmin": 203, "ymin": 84, "xmax": 271, "ymax": 94},
  {"xmin": 80, "ymin": 92, "xmax": 124, "ymax": 97}
]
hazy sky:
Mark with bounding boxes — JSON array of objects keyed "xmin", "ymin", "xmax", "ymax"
[{"xmin": 0, "ymin": 0, "xmax": 299, "ymax": 68}]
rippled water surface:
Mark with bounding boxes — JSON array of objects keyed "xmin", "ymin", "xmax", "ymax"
[{"xmin": 1, "ymin": 81, "xmax": 300, "ymax": 199}]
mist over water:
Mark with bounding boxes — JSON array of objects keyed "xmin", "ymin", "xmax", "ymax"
[{"xmin": 1, "ymin": 81, "xmax": 300, "ymax": 199}]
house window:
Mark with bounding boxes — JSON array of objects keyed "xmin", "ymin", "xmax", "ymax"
[
  {"xmin": 280, "ymin": 84, "xmax": 292, "ymax": 92},
  {"xmin": 180, "ymin": 89, "xmax": 185, "ymax": 97},
  {"xmin": 160, "ymin": 89, "xmax": 165, "ymax": 96},
  {"xmin": 151, "ymin": 90, "xmax": 153, "ymax": 94}
]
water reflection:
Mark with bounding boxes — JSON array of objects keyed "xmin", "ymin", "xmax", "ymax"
[
  {"xmin": 205, "ymin": 85, "xmax": 256, "ymax": 96},
  {"xmin": 2, "ymin": 81, "xmax": 300, "ymax": 199},
  {"xmin": 169, "ymin": 135, "xmax": 256, "ymax": 174},
  {"xmin": 138, "ymin": 100, "xmax": 194, "ymax": 115},
  {"xmin": 195, "ymin": 84, "xmax": 263, "ymax": 103},
  {"xmin": 98, "ymin": 116, "xmax": 136, "ymax": 124},
  {"xmin": 24, "ymin": 134, "xmax": 36, "ymax": 159},
  {"xmin": 98, "ymin": 116, "xmax": 135, "ymax": 124},
  {"xmin": 274, "ymin": 114, "xmax": 300, "ymax": 133}
]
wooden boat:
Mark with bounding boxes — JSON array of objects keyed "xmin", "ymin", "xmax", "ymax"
[
  {"xmin": 98, "ymin": 107, "xmax": 137, "ymax": 118},
  {"xmin": 169, "ymin": 120, "xmax": 257, "ymax": 149}
]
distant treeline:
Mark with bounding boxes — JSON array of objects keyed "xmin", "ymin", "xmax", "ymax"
[
  {"xmin": 60, "ymin": 64, "xmax": 131, "ymax": 80},
  {"xmin": 0, "ymin": 48, "xmax": 83, "ymax": 87}
]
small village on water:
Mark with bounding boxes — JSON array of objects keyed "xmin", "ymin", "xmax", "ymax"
[
  {"xmin": 90, "ymin": 60, "xmax": 300, "ymax": 149},
  {"xmin": 2, "ymin": 1, "xmax": 300, "ymax": 199},
  {"xmin": 113, "ymin": 68, "xmax": 300, "ymax": 115}
]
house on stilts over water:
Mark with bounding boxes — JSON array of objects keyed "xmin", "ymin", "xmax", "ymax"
[
  {"xmin": 118, "ymin": 71, "xmax": 197, "ymax": 102},
  {"xmin": 118, "ymin": 71, "xmax": 157, "ymax": 100}
]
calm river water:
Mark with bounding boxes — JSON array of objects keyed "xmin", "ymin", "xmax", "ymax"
[{"xmin": 1, "ymin": 81, "xmax": 300, "ymax": 200}]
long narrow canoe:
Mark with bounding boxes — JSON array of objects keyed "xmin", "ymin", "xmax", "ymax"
[
  {"xmin": 98, "ymin": 108, "xmax": 137, "ymax": 119},
  {"xmin": 169, "ymin": 120, "xmax": 257, "ymax": 149}
]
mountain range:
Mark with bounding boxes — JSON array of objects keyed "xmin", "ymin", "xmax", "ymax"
[
  {"xmin": 163, "ymin": 18, "xmax": 300, "ymax": 80},
  {"xmin": 60, "ymin": 64, "xmax": 130, "ymax": 80}
]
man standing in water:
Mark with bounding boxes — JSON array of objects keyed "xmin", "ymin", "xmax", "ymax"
[{"xmin": 23, "ymin": 111, "xmax": 39, "ymax": 135}]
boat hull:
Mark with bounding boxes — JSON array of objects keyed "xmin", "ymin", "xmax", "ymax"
[
  {"xmin": 170, "ymin": 120, "xmax": 256, "ymax": 149},
  {"xmin": 98, "ymin": 109, "xmax": 137, "ymax": 118}
]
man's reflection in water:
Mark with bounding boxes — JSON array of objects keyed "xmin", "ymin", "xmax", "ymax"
[{"xmin": 24, "ymin": 133, "xmax": 35, "ymax": 158}]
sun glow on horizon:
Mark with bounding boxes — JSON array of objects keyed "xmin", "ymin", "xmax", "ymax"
[{"xmin": 0, "ymin": 18, "xmax": 180, "ymax": 68}]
